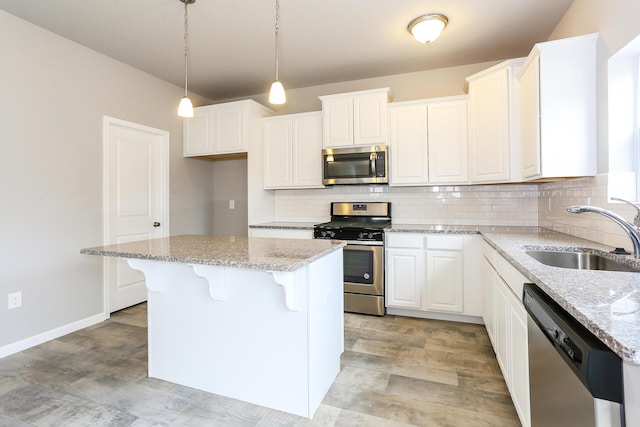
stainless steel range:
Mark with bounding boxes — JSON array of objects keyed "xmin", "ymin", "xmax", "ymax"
[{"xmin": 313, "ymin": 202, "xmax": 391, "ymax": 316}]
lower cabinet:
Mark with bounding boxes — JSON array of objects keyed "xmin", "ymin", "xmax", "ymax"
[
  {"xmin": 248, "ymin": 228, "xmax": 313, "ymax": 239},
  {"xmin": 482, "ymin": 240, "xmax": 530, "ymax": 427},
  {"xmin": 386, "ymin": 233, "xmax": 482, "ymax": 320}
]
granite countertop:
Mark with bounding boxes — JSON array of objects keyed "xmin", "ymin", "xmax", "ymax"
[
  {"xmin": 223, "ymin": 222, "xmax": 640, "ymax": 363},
  {"xmin": 81, "ymin": 234, "xmax": 345, "ymax": 272},
  {"xmin": 480, "ymin": 228, "xmax": 640, "ymax": 365},
  {"xmin": 249, "ymin": 221, "xmax": 318, "ymax": 230}
]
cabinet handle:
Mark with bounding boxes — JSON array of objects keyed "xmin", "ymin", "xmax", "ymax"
[{"xmin": 153, "ymin": 222, "xmax": 161, "ymax": 227}]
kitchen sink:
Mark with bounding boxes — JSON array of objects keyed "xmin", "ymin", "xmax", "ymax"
[{"xmin": 525, "ymin": 249, "xmax": 640, "ymax": 272}]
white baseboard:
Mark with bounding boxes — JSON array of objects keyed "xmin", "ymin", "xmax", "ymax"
[
  {"xmin": 0, "ymin": 311, "xmax": 108, "ymax": 359},
  {"xmin": 386, "ymin": 307, "xmax": 484, "ymax": 325}
]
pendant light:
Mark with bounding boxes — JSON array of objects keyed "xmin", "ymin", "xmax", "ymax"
[
  {"xmin": 269, "ymin": 0, "xmax": 286, "ymax": 104},
  {"xmin": 178, "ymin": 0, "xmax": 195, "ymax": 118}
]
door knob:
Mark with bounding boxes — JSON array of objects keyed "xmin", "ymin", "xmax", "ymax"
[{"xmin": 153, "ymin": 222, "xmax": 161, "ymax": 227}]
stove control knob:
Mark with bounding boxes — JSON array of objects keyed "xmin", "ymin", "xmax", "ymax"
[
  {"xmin": 329, "ymin": 231, "xmax": 336, "ymax": 238},
  {"xmin": 368, "ymin": 232, "xmax": 375, "ymax": 239},
  {"xmin": 358, "ymin": 232, "xmax": 365, "ymax": 239}
]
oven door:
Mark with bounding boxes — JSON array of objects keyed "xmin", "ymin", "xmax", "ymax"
[{"xmin": 343, "ymin": 241, "xmax": 384, "ymax": 296}]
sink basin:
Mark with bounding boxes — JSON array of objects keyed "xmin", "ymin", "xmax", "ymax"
[{"xmin": 525, "ymin": 250, "xmax": 640, "ymax": 272}]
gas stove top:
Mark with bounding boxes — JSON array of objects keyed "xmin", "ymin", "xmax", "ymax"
[{"xmin": 313, "ymin": 202, "xmax": 391, "ymax": 241}]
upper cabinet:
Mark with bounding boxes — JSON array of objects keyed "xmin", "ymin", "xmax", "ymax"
[
  {"xmin": 184, "ymin": 100, "xmax": 273, "ymax": 158},
  {"xmin": 319, "ymin": 88, "xmax": 390, "ymax": 148},
  {"xmin": 389, "ymin": 96, "xmax": 468, "ymax": 186},
  {"xmin": 263, "ymin": 112, "xmax": 324, "ymax": 189},
  {"xmin": 518, "ymin": 33, "xmax": 598, "ymax": 180},
  {"xmin": 467, "ymin": 59, "xmax": 524, "ymax": 184}
]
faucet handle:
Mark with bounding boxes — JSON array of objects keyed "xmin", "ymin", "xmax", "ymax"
[{"xmin": 611, "ymin": 197, "xmax": 640, "ymax": 227}]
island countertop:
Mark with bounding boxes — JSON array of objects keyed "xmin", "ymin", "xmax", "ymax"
[{"xmin": 81, "ymin": 234, "xmax": 346, "ymax": 272}]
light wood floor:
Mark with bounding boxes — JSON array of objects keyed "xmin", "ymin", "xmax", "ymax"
[{"xmin": 0, "ymin": 304, "xmax": 520, "ymax": 426}]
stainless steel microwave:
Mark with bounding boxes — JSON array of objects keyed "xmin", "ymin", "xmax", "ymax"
[{"xmin": 322, "ymin": 145, "xmax": 388, "ymax": 185}]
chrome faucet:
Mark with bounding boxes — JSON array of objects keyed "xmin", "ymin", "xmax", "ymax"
[
  {"xmin": 610, "ymin": 197, "xmax": 640, "ymax": 227},
  {"xmin": 567, "ymin": 205, "xmax": 640, "ymax": 258}
]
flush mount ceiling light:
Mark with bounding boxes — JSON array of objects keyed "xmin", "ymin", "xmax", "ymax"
[
  {"xmin": 177, "ymin": 0, "xmax": 196, "ymax": 118},
  {"xmin": 407, "ymin": 13, "xmax": 448, "ymax": 44},
  {"xmin": 269, "ymin": 0, "xmax": 286, "ymax": 105}
]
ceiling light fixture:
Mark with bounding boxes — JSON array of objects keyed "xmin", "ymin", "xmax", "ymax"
[
  {"xmin": 269, "ymin": 0, "xmax": 286, "ymax": 105},
  {"xmin": 177, "ymin": 0, "xmax": 195, "ymax": 118},
  {"xmin": 407, "ymin": 13, "xmax": 448, "ymax": 45}
]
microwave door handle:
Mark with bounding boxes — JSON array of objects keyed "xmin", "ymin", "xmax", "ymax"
[{"xmin": 370, "ymin": 153, "xmax": 376, "ymax": 177}]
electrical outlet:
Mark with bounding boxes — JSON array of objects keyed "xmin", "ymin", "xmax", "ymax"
[
  {"xmin": 8, "ymin": 292, "xmax": 22, "ymax": 310},
  {"xmin": 229, "ymin": 200, "xmax": 235, "ymax": 209}
]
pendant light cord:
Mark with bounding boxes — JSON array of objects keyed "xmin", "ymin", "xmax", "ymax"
[
  {"xmin": 274, "ymin": 0, "xmax": 279, "ymax": 81},
  {"xmin": 183, "ymin": 1, "xmax": 190, "ymax": 96}
]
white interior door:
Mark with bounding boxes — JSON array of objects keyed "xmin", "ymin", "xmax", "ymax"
[{"xmin": 103, "ymin": 116, "xmax": 169, "ymax": 313}]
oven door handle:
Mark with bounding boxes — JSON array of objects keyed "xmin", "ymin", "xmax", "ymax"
[{"xmin": 342, "ymin": 240, "xmax": 384, "ymax": 246}]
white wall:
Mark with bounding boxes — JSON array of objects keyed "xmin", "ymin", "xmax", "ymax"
[
  {"xmin": 229, "ymin": 61, "xmax": 500, "ymax": 115},
  {"xmin": 0, "ymin": 10, "xmax": 213, "ymax": 350}
]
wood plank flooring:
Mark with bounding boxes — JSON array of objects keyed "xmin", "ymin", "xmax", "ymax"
[{"xmin": 0, "ymin": 304, "xmax": 520, "ymax": 426}]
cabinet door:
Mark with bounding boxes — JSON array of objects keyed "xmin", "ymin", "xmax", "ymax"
[
  {"xmin": 519, "ymin": 56, "xmax": 541, "ymax": 179},
  {"xmin": 427, "ymin": 100, "xmax": 469, "ymax": 183},
  {"xmin": 214, "ymin": 104, "xmax": 246, "ymax": 153},
  {"xmin": 481, "ymin": 256, "xmax": 496, "ymax": 346},
  {"xmin": 468, "ymin": 68, "xmax": 511, "ymax": 182},
  {"xmin": 322, "ymin": 97, "xmax": 353, "ymax": 148},
  {"xmin": 292, "ymin": 114, "xmax": 323, "ymax": 187},
  {"xmin": 389, "ymin": 104, "xmax": 429, "ymax": 185},
  {"xmin": 386, "ymin": 248, "xmax": 423, "ymax": 309},
  {"xmin": 494, "ymin": 276, "xmax": 510, "ymax": 383},
  {"xmin": 424, "ymin": 249, "xmax": 463, "ymax": 313},
  {"xmin": 183, "ymin": 108, "xmax": 213, "ymax": 156},
  {"xmin": 354, "ymin": 92, "xmax": 388, "ymax": 145},
  {"xmin": 263, "ymin": 118, "xmax": 293, "ymax": 188},
  {"xmin": 509, "ymin": 295, "xmax": 531, "ymax": 427}
]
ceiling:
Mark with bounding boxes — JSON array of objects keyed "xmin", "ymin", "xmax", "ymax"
[{"xmin": 0, "ymin": 0, "xmax": 573, "ymax": 101}]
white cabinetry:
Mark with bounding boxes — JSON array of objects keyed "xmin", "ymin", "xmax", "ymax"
[
  {"xmin": 319, "ymin": 88, "xmax": 390, "ymax": 148},
  {"xmin": 481, "ymin": 240, "xmax": 530, "ymax": 427},
  {"xmin": 386, "ymin": 234, "xmax": 424, "ymax": 309},
  {"xmin": 386, "ymin": 233, "xmax": 482, "ymax": 321},
  {"xmin": 424, "ymin": 235, "xmax": 464, "ymax": 312},
  {"xmin": 184, "ymin": 100, "xmax": 272, "ymax": 158},
  {"xmin": 389, "ymin": 96, "xmax": 468, "ymax": 186},
  {"xmin": 518, "ymin": 33, "xmax": 597, "ymax": 180},
  {"xmin": 467, "ymin": 59, "xmax": 524, "ymax": 183},
  {"xmin": 248, "ymin": 227, "xmax": 313, "ymax": 239},
  {"xmin": 263, "ymin": 112, "xmax": 324, "ymax": 189}
]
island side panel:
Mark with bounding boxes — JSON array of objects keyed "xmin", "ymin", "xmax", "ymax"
[
  {"xmin": 143, "ymin": 262, "xmax": 311, "ymax": 417},
  {"xmin": 307, "ymin": 249, "xmax": 344, "ymax": 414}
]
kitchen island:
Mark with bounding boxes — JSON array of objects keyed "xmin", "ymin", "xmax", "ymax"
[{"xmin": 81, "ymin": 234, "xmax": 345, "ymax": 419}]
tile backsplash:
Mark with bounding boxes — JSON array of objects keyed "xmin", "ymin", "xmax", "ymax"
[
  {"xmin": 275, "ymin": 183, "xmax": 539, "ymax": 226},
  {"xmin": 538, "ymin": 174, "xmax": 638, "ymax": 250},
  {"xmin": 274, "ymin": 173, "xmax": 637, "ymax": 250}
]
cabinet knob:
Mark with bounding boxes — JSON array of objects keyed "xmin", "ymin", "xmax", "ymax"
[{"xmin": 153, "ymin": 222, "xmax": 161, "ymax": 228}]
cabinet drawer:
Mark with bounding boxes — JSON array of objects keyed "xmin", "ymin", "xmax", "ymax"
[
  {"xmin": 426, "ymin": 234, "xmax": 464, "ymax": 250},
  {"xmin": 495, "ymin": 255, "xmax": 528, "ymax": 299},
  {"xmin": 386, "ymin": 233, "xmax": 424, "ymax": 249},
  {"xmin": 482, "ymin": 240, "xmax": 497, "ymax": 266}
]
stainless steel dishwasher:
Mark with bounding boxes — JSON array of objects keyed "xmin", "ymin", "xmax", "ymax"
[{"xmin": 523, "ymin": 283, "xmax": 625, "ymax": 427}]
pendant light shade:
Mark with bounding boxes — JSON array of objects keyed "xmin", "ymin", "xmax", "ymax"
[
  {"xmin": 269, "ymin": 0, "xmax": 286, "ymax": 105},
  {"xmin": 178, "ymin": 96, "xmax": 194, "ymax": 117},
  {"xmin": 269, "ymin": 81, "xmax": 286, "ymax": 105},
  {"xmin": 178, "ymin": 0, "xmax": 195, "ymax": 117},
  {"xmin": 408, "ymin": 14, "xmax": 448, "ymax": 44}
]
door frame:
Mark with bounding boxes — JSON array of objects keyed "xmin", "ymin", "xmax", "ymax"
[{"xmin": 102, "ymin": 115, "xmax": 170, "ymax": 316}]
